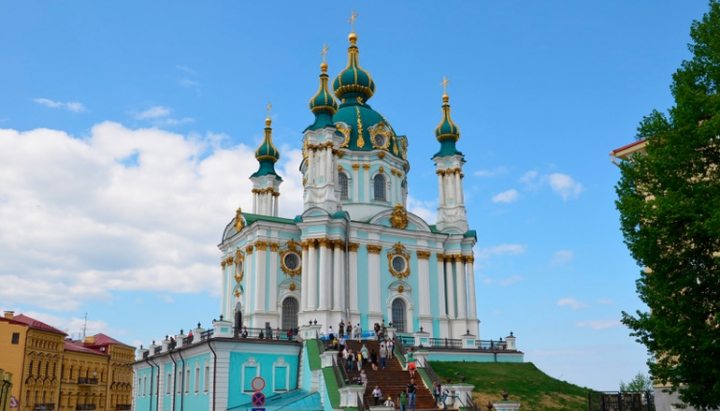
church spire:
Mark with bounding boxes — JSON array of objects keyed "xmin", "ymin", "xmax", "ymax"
[
  {"xmin": 433, "ymin": 78, "xmax": 468, "ymax": 234},
  {"xmin": 332, "ymin": 10, "xmax": 376, "ymax": 103},
  {"xmin": 308, "ymin": 45, "xmax": 338, "ymax": 130},
  {"xmin": 250, "ymin": 103, "xmax": 282, "ymax": 216}
]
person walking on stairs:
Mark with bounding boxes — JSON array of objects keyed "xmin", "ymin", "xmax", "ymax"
[
  {"xmin": 406, "ymin": 348, "xmax": 417, "ymax": 378},
  {"xmin": 398, "ymin": 389, "xmax": 408, "ymax": 411},
  {"xmin": 372, "ymin": 385, "xmax": 382, "ymax": 405},
  {"xmin": 407, "ymin": 379, "xmax": 418, "ymax": 411},
  {"xmin": 379, "ymin": 342, "xmax": 388, "ymax": 370}
]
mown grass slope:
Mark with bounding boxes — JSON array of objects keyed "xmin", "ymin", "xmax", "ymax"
[{"xmin": 430, "ymin": 361, "xmax": 590, "ymax": 411}]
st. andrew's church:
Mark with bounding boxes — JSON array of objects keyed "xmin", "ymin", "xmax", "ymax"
[
  {"xmin": 220, "ymin": 29, "xmax": 479, "ymax": 341},
  {"xmin": 133, "ymin": 20, "xmax": 523, "ymax": 411}
]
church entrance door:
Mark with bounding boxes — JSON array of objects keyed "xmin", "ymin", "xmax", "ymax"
[
  {"xmin": 392, "ymin": 299, "xmax": 406, "ymax": 333},
  {"xmin": 282, "ymin": 297, "xmax": 299, "ymax": 330}
]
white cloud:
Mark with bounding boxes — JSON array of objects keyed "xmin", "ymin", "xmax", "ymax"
[
  {"xmin": 179, "ymin": 79, "xmax": 200, "ymax": 88},
  {"xmin": 500, "ymin": 275, "xmax": 522, "ymax": 286},
  {"xmin": 519, "ymin": 170, "xmax": 538, "ymax": 184},
  {"xmin": 407, "ymin": 196, "xmax": 437, "ymax": 224},
  {"xmin": 547, "ymin": 173, "xmax": 583, "ymax": 200},
  {"xmin": 474, "ymin": 166, "xmax": 507, "ymax": 177},
  {"xmin": 0, "ymin": 122, "xmax": 305, "ymax": 311},
  {"xmin": 0, "ymin": 309, "xmax": 113, "ymax": 337},
  {"xmin": 135, "ymin": 106, "xmax": 171, "ymax": 119},
  {"xmin": 476, "ymin": 244, "xmax": 526, "ymax": 259},
  {"xmin": 551, "ymin": 250, "xmax": 574, "ymax": 265},
  {"xmin": 576, "ymin": 319, "xmax": 621, "ymax": 330},
  {"xmin": 492, "ymin": 189, "xmax": 520, "ymax": 203},
  {"xmin": 556, "ymin": 298, "xmax": 589, "ymax": 310},
  {"xmin": 34, "ymin": 98, "xmax": 86, "ymax": 112},
  {"xmin": 176, "ymin": 65, "xmax": 196, "ymax": 75}
]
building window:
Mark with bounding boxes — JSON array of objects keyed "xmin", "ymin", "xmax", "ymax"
[
  {"xmin": 281, "ymin": 297, "xmax": 299, "ymax": 331},
  {"xmin": 204, "ymin": 365, "xmax": 210, "ymax": 393},
  {"xmin": 339, "ymin": 173, "xmax": 349, "ymax": 200},
  {"xmin": 166, "ymin": 373, "xmax": 171, "ymax": 395},
  {"xmin": 392, "ymin": 298, "xmax": 407, "ymax": 333},
  {"xmin": 177, "ymin": 370, "xmax": 182, "ymax": 394},
  {"xmin": 194, "ymin": 365, "xmax": 200, "ymax": 393},
  {"xmin": 373, "ymin": 174, "xmax": 386, "ymax": 201},
  {"xmin": 28, "ymin": 360, "xmax": 33, "ymax": 376},
  {"xmin": 185, "ymin": 368, "xmax": 190, "ymax": 394},
  {"xmin": 11, "ymin": 332, "xmax": 19, "ymax": 344}
]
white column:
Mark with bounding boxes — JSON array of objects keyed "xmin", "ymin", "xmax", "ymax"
[
  {"xmin": 252, "ymin": 193, "xmax": 257, "ymax": 213},
  {"xmin": 318, "ymin": 239, "xmax": 330, "ymax": 310},
  {"xmin": 458, "ymin": 172, "xmax": 465, "ymax": 205},
  {"xmin": 301, "ymin": 242, "xmax": 309, "ymax": 311},
  {"xmin": 307, "ymin": 240, "xmax": 318, "ymax": 310},
  {"xmin": 221, "ymin": 262, "xmax": 227, "ymax": 318},
  {"xmin": 363, "ymin": 165, "xmax": 370, "ymax": 202},
  {"xmin": 455, "ymin": 171, "xmax": 463, "ymax": 205},
  {"xmin": 273, "ymin": 193, "xmax": 279, "ymax": 217},
  {"xmin": 466, "ymin": 256, "xmax": 477, "ymax": 321},
  {"xmin": 437, "ymin": 172, "xmax": 445, "ymax": 206},
  {"xmin": 227, "ymin": 261, "xmax": 234, "ymax": 316},
  {"xmin": 269, "ymin": 244, "xmax": 278, "ymax": 313},
  {"xmin": 349, "ymin": 245, "xmax": 359, "ymax": 314},
  {"xmin": 454, "ymin": 255, "xmax": 467, "ymax": 319},
  {"xmin": 445, "ymin": 257, "xmax": 456, "ymax": 318},
  {"xmin": 417, "ymin": 253, "xmax": 431, "ymax": 317},
  {"xmin": 332, "ymin": 242, "xmax": 343, "ymax": 311},
  {"xmin": 309, "ymin": 149, "xmax": 316, "ymax": 184},
  {"xmin": 245, "ymin": 247, "xmax": 254, "ymax": 318},
  {"xmin": 436, "ymin": 254, "xmax": 446, "ymax": 316},
  {"xmin": 326, "ymin": 147, "xmax": 333, "ymax": 183},
  {"xmin": 254, "ymin": 243, "xmax": 267, "ymax": 312},
  {"xmin": 367, "ymin": 245, "xmax": 382, "ymax": 314},
  {"xmin": 352, "ymin": 164, "xmax": 360, "ymax": 203}
]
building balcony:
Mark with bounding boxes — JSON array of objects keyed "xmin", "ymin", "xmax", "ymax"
[
  {"xmin": 77, "ymin": 378, "xmax": 99, "ymax": 385},
  {"xmin": 33, "ymin": 404, "xmax": 55, "ymax": 410}
]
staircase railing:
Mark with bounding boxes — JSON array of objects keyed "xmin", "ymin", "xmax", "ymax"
[{"xmin": 423, "ymin": 360, "xmax": 442, "ymax": 385}]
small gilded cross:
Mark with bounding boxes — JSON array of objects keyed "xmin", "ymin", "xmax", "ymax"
[
  {"xmin": 440, "ymin": 76, "xmax": 450, "ymax": 95},
  {"xmin": 321, "ymin": 44, "xmax": 329, "ymax": 63},
  {"xmin": 266, "ymin": 101, "xmax": 272, "ymax": 117},
  {"xmin": 348, "ymin": 10, "xmax": 359, "ymax": 33}
]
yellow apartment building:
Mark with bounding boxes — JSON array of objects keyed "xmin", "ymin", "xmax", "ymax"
[{"xmin": 0, "ymin": 312, "xmax": 133, "ymax": 411}]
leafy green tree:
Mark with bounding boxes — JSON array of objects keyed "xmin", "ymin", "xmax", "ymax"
[
  {"xmin": 615, "ymin": 1, "xmax": 720, "ymax": 409},
  {"xmin": 620, "ymin": 372, "xmax": 653, "ymax": 393}
]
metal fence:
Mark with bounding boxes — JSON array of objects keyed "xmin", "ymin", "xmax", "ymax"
[{"xmin": 588, "ymin": 391, "xmax": 655, "ymax": 411}]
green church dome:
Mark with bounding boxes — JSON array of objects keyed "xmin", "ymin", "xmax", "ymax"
[
  {"xmin": 309, "ymin": 62, "xmax": 338, "ymax": 115},
  {"xmin": 332, "ymin": 33, "xmax": 376, "ymax": 102},
  {"xmin": 433, "ymin": 94, "xmax": 463, "ymax": 158},
  {"xmin": 252, "ymin": 117, "xmax": 282, "ymax": 180}
]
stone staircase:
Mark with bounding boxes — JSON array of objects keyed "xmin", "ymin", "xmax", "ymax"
[{"xmin": 343, "ymin": 340, "xmax": 439, "ymax": 410}]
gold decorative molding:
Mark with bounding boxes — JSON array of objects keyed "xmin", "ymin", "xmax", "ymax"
[
  {"xmin": 337, "ymin": 151, "xmax": 345, "ymax": 158},
  {"xmin": 436, "ymin": 253, "xmax": 445, "ymax": 260},
  {"xmin": 245, "ymin": 245, "xmax": 254, "ymax": 254},
  {"xmin": 269, "ymin": 242, "xmax": 281, "ymax": 252},
  {"xmin": 378, "ymin": 166, "xmax": 385, "ymax": 173},
  {"xmin": 280, "ymin": 239, "xmax": 302, "ymax": 277},
  {"xmin": 378, "ymin": 151, "xmax": 386, "ymax": 159},
  {"xmin": 416, "ymin": 250, "xmax": 432, "ymax": 260},
  {"xmin": 390, "ymin": 203, "xmax": 408, "ymax": 229},
  {"xmin": 255, "ymin": 241, "xmax": 269, "ymax": 251},
  {"xmin": 337, "ymin": 123, "xmax": 352, "ymax": 148},
  {"xmin": 221, "ymin": 261, "xmax": 227, "ymax": 269},
  {"xmin": 348, "ymin": 242, "xmax": 360, "ymax": 252},
  {"xmin": 366, "ymin": 244, "xmax": 383, "ymax": 254},
  {"xmin": 234, "ymin": 289, "xmax": 240, "ymax": 297},
  {"xmin": 227, "ymin": 256, "xmax": 235, "ymax": 265},
  {"xmin": 234, "ymin": 207, "xmax": 245, "ymax": 232},
  {"xmin": 355, "ymin": 106, "xmax": 365, "ymax": 148},
  {"xmin": 352, "ymin": 163, "xmax": 360, "ymax": 170},
  {"xmin": 362, "ymin": 164, "xmax": 370, "ymax": 170},
  {"xmin": 317, "ymin": 238, "xmax": 330, "ymax": 248},
  {"xmin": 289, "ymin": 283, "xmax": 296, "ymax": 292},
  {"xmin": 387, "ymin": 242, "xmax": 411, "ymax": 279},
  {"xmin": 338, "ymin": 165, "xmax": 343, "ymax": 172},
  {"xmin": 397, "ymin": 284, "xmax": 404, "ymax": 293}
]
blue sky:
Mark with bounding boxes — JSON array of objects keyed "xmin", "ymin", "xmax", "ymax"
[{"xmin": 0, "ymin": 1, "xmax": 709, "ymax": 390}]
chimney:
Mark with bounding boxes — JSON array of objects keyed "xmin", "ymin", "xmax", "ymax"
[
  {"xmin": 84, "ymin": 336, "xmax": 95, "ymax": 345},
  {"xmin": 4, "ymin": 311, "xmax": 14, "ymax": 319}
]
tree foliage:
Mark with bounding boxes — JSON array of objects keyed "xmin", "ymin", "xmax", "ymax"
[
  {"xmin": 616, "ymin": 1, "xmax": 720, "ymax": 408},
  {"xmin": 620, "ymin": 372, "xmax": 653, "ymax": 393}
]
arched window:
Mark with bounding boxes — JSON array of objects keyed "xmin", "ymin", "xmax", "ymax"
[
  {"xmin": 392, "ymin": 299, "xmax": 406, "ymax": 333},
  {"xmin": 373, "ymin": 174, "xmax": 386, "ymax": 201},
  {"xmin": 338, "ymin": 173, "xmax": 349, "ymax": 200},
  {"xmin": 281, "ymin": 297, "xmax": 299, "ymax": 331}
]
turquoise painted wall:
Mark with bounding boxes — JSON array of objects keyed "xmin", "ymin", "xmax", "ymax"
[
  {"xmin": 226, "ymin": 351, "xmax": 299, "ymax": 409},
  {"xmin": 428, "ymin": 352, "xmax": 524, "ymax": 363}
]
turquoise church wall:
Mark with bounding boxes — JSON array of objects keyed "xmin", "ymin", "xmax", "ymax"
[{"xmin": 226, "ymin": 351, "xmax": 299, "ymax": 409}]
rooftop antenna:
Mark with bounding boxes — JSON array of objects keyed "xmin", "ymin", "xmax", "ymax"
[{"xmin": 82, "ymin": 313, "xmax": 88, "ymax": 340}]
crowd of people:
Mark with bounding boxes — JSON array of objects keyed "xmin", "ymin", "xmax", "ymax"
[{"xmin": 328, "ymin": 319, "xmax": 450, "ymax": 410}]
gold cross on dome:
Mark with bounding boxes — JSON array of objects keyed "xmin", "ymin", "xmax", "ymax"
[
  {"xmin": 321, "ymin": 44, "xmax": 329, "ymax": 62},
  {"xmin": 348, "ymin": 10, "xmax": 359, "ymax": 33},
  {"xmin": 266, "ymin": 101, "xmax": 272, "ymax": 117},
  {"xmin": 440, "ymin": 76, "xmax": 450, "ymax": 95}
]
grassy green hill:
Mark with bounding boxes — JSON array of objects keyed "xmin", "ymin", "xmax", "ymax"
[{"xmin": 430, "ymin": 361, "xmax": 590, "ymax": 411}]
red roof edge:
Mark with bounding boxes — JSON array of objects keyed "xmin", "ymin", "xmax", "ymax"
[
  {"xmin": 612, "ymin": 139, "xmax": 647, "ymax": 154},
  {"xmin": 13, "ymin": 314, "xmax": 67, "ymax": 336}
]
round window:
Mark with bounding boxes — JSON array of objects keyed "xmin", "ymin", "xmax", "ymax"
[
  {"xmin": 284, "ymin": 253, "xmax": 300, "ymax": 270},
  {"xmin": 391, "ymin": 255, "xmax": 406, "ymax": 273},
  {"xmin": 375, "ymin": 135, "xmax": 386, "ymax": 147}
]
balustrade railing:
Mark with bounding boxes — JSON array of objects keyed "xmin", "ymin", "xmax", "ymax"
[
  {"xmin": 33, "ymin": 404, "xmax": 55, "ymax": 410},
  {"xmin": 233, "ymin": 327, "xmax": 297, "ymax": 341},
  {"xmin": 77, "ymin": 378, "xmax": 98, "ymax": 385},
  {"xmin": 428, "ymin": 338, "xmax": 462, "ymax": 349},
  {"xmin": 75, "ymin": 404, "xmax": 97, "ymax": 410},
  {"xmin": 200, "ymin": 329, "xmax": 214, "ymax": 341}
]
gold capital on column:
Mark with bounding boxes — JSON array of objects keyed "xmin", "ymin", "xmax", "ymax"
[
  {"xmin": 221, "ymin": 261, "xmax": 227, "ymax": 269},
  {"xmin": 362, "ymin": 164, "xmax": 370, "ymax": 170},
  {"xmin": 436, "ymin": 253, "xmax": 445, "ymax": 260},
  {"xmin": 416, "ymin": 250, "xmax": 432, "ymax": 260},
  {"xmin": 366, "ymin": 244, "xmax": 383, "ymax": 254},
  {"xmin": 317, "ymin": 238, "xmax": 330, "ymax": 248},
  {"xmin": 352, "ymin": 164, "xmax": 360, "ymax": 170},
  {"xmin": 269, "ymin": 243, "xmax": 280, "ymax": 252},
  {"xmin": 255, "ymin": 241, "xmax": 268, "ymax": 251},
  {"xmin": 245, "ymin": 245, "xmax": 254, "ymax": 254},
  {"xmin": 348, "ymin": 242, "xmax": 360, "ymax": 252}
]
